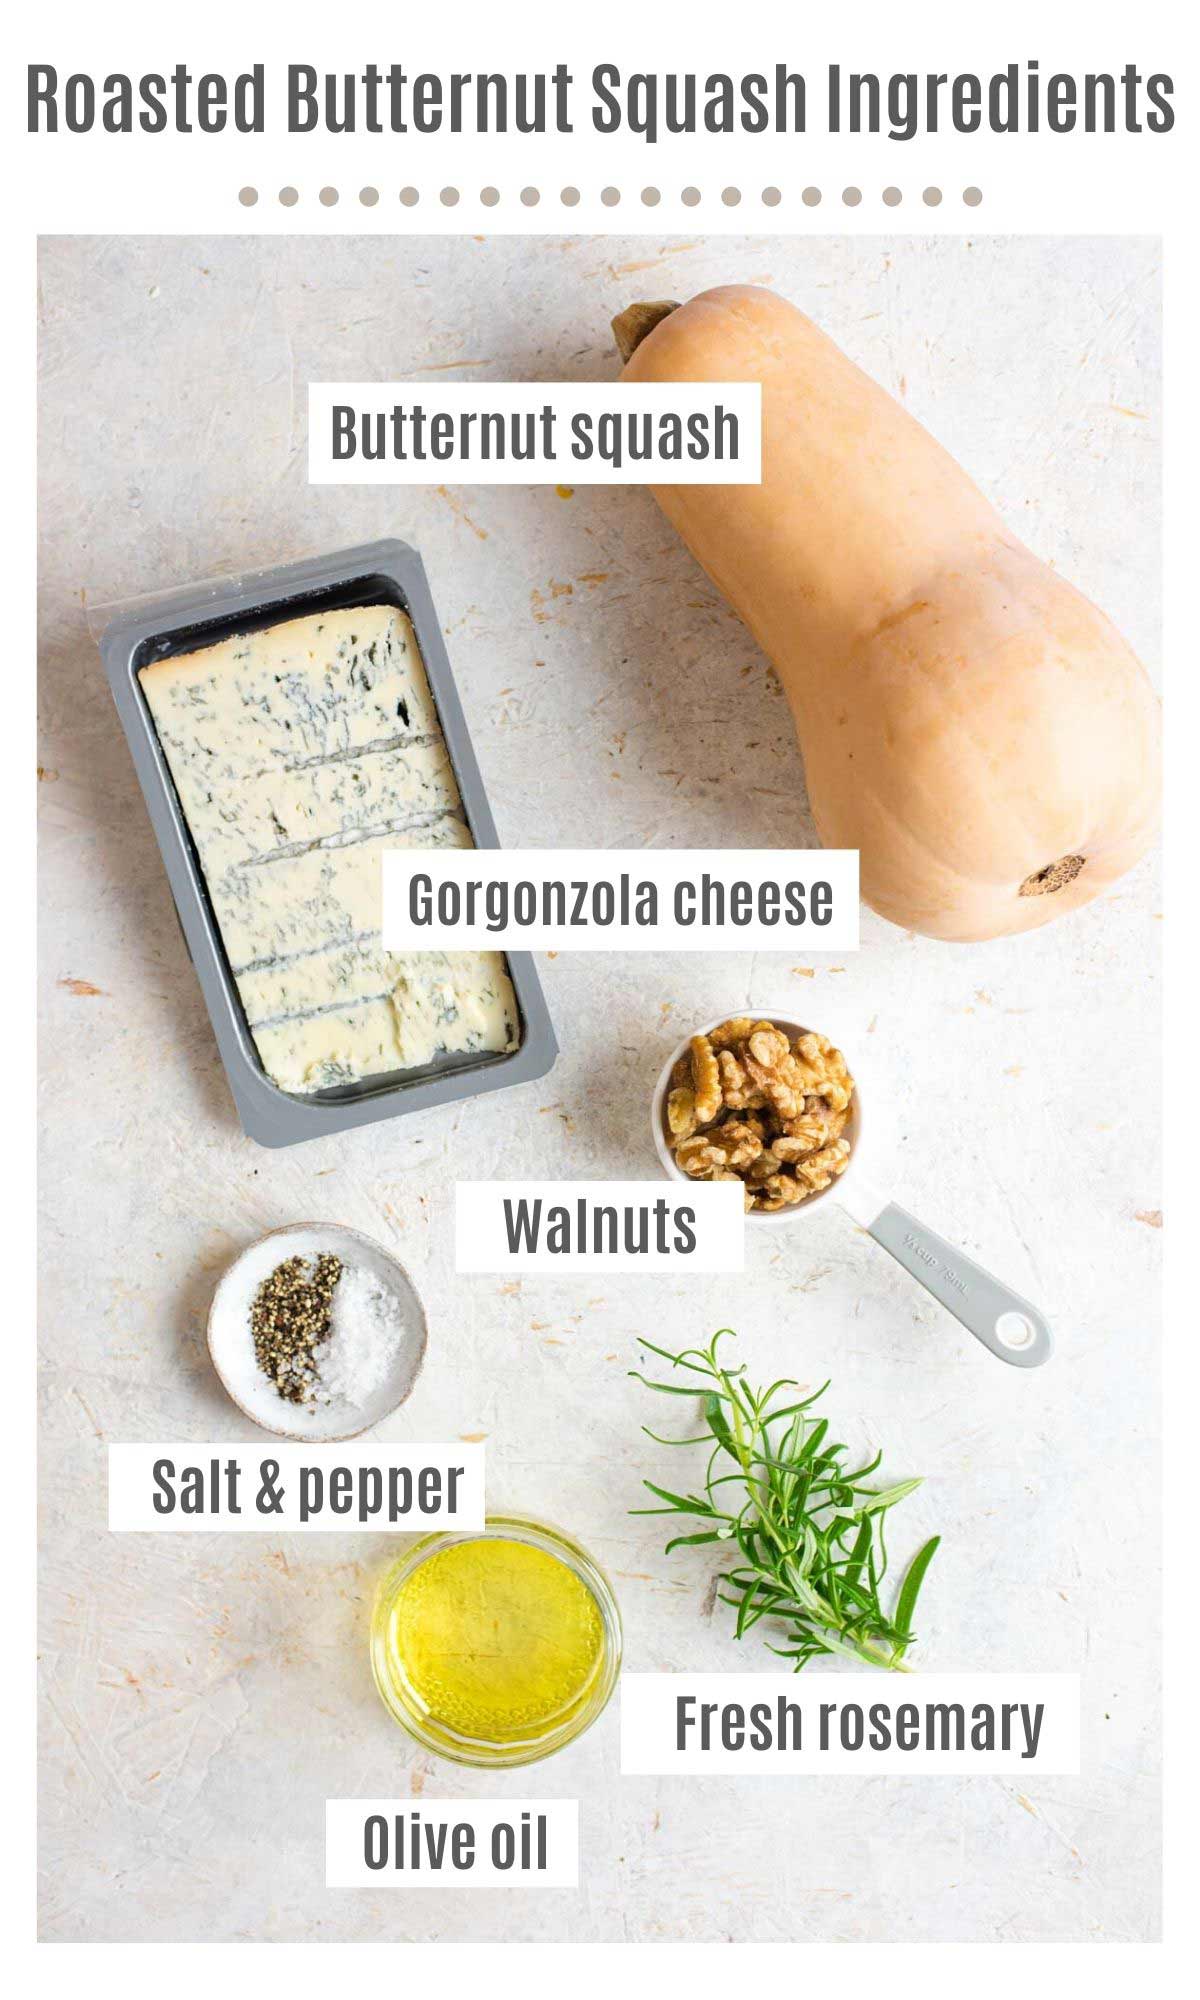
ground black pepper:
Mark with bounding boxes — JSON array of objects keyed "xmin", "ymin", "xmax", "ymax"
[{"xmin": 250, "ymin": 1253, "xmax": 343, "ymax": 1403}]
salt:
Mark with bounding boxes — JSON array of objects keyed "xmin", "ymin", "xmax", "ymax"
[{"xmin": 312, "ymin": 1263, "xmax": 413, "ymax": 1407}]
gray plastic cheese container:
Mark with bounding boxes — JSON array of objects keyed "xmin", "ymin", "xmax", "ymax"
[{"xmin": 98, "ymin": 538, "xmax": 558, "ymax": 1147}]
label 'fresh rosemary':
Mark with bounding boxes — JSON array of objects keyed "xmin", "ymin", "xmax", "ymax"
[{"xmin": 631, "ymin": 1329, "xmax": 940, "ymax": 1672}]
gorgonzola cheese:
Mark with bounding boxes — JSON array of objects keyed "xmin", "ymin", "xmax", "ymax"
[{"xmin": 139, "ymin": 606, "xmax": 518, "ymax": 1094}]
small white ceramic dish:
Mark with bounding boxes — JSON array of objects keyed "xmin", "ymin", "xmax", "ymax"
[
  {"xmin": 207, "ymin": 1223, "xmax": 428, "ymax": 1440},
  {"xmin": 652, "ymin": 1010, "xmax": 1052, "ymax": 1370}
]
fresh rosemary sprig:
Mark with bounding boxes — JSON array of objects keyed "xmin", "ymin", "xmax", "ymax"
[{"xmin": 630, "ymin": 1329, "xmax": 940, "ymax": 1672}]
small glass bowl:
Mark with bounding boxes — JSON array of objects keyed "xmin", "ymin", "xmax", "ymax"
[{"xmin": 369, "ymin": 1513, "xmax": 622, "ymax": 1768}]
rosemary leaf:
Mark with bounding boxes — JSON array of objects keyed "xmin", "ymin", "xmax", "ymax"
[{"xmin": 889, "ymin": 1534, "xmax": 943, "ymax": 1665}]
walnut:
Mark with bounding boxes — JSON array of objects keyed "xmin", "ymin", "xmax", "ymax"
[
  {"xmin": 759, "ymin": 1171, "xmax": 808, "ymax": 1211},
  {"xmin": 717, "ymin": 1048, "xmax": 766, "ymax": 1112},
  {"xmin": 794, "ymin": 1138, "xmax": 852, "ymax": 1190},
  {"xmin": 674, "ymin": 1135, "xmax": 724, "ymax": 1178},
  {"xmin": 771, "ymin": 1130, "xmax": 819, "ymax": 1162},
  {"xmin": 666, "ymin": 1087, "xmax": 697, "ymax": 1141},
  {"xmin": 747, "ymin": 1025, "xmax": 791, "ymax": 1068},
  {"xmin": 689, "ymin": 1034, "xmax": 723, "ymax": 1125},
  {"xmin": 781, "ymin": 1099, "xmax": 850, "ymax": 1145},
  {"xmin": 676, "ymin": 1124, "xmax": 760, "ymax": 1174},
  {"xmin": 706, "ymin": 1118, "xmax": 764, "ymax": 1169},
  {"xmin": 709, "ymin": 1016, "xmax": 757, "ymax": 1049},
  {"xmin": 827, "ymin": 1105, "xmax": 849, "ymax": 1143},
  {"xmin": 793, "ymin": 1031, "xmax": 854, "ymax": 1113},
  {"xmin": 742, "ymin": 1044, "xmax": 804, "ymax": 1122},
  {"xmin": 774, "ymin": 1100, "xmax": 843, "ymax": 1152}
]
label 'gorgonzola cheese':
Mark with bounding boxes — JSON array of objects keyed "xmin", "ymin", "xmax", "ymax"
[{"xmin": 139, "ymin": 605, "xmax": 519, "ymax": 1093}]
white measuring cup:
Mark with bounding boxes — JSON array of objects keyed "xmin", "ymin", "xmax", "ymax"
[{"xmin": 650, "ymin": 1011, "xmax": 1052, "ymax": 1370}]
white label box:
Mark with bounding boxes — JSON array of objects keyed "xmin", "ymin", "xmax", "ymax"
[
  {"xmin": 620, "ymin": 1672, "xmax": 1081, "ymax": 1774},
  {"xmin": 456, "ymin": 1180, "xmax": 744, "ymax": 1273},
  {"xmin": 326, "ymin": 1800, "xmax": 578, "ymax": 1888},
  {"xmin": 107, "ymin": 1442, "xmax": 484, "ymax": 1532},
  {"xmin": 383, "ymin": 848, "xmax": 859, "ymax": 953},
  {"xmin": 309, "ymin": 382, "xmax": 760, "ymax": 484}
]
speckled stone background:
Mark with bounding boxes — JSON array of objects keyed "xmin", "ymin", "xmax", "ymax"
[{"xmin": 38, "ymin": 234, "xmax": 1161, "ymax": 1943}]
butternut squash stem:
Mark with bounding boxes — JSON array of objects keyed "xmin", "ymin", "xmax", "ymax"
[
  {"xmin": 1019, "ymin": 855, "xmax": 1086, "ymax": 898},
  {"xmin": 612, "ymin": 300, "xmax": 681, "ymax": 365}
]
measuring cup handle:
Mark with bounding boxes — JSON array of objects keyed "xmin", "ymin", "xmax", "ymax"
[{"xmin": 867, "ymin": 1202, "xmax": 1053, "ymax": 1369}]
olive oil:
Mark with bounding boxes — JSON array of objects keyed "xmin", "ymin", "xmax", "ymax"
[{"xmin": 371, "ymin": 1520, "xmax": 620, "ymax": 1766}]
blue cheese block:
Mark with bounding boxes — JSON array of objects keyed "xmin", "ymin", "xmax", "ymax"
[
  {"xmin": 172, "ymin": 737, "xmax": 462, "ymax": 871},
  {"xmin": 139, "ymin": 604, "xmax": 440, "ymax": 785},
  {"xmin": 138, "ymin": 602, "xmax": 520, "ymax": 1096},
  {"xmin": 210, "ymin": 816, "xmax": 474, "ymax": 973},
  {"xmin": 251, "ymin": 955, "xmax": 519, "ymax": 1093}
]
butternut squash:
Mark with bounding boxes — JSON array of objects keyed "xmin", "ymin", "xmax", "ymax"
[{"xmin": 614, "ymin": 286, "xmax": 1160, "ymax": 942}]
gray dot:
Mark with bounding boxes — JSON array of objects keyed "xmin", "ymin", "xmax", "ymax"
[
  {"xmin": 601, "ymin": 186, "xmax": 620, "ymax": 207},
  {"xmin": 319, "ymin": 186, "xmax": 338, "ymax": 208},
  {"xmin": 520, "ymin": 185, "xmax": 540, "ymax": 207},
  {"xmin": 883, "ymin": 186, "xmax": 902, "ymax": 207},
  {"xmin": 842, "ymin": 186, "xmax": 862, "ymax": 207},
  {"xmin": 238, "ymin": 186, "xmax": 258, "ymax": 208},
  {"xmin": 641, "ymin": 186, "xmax": 660, "ymax": 206},
  {"xmin": 721, "ymin": 186, "xmax": 741, "ymax": 207},
  {"xmin": 762, "ymin": 186, "xmax": 782, "ymax": 207},
  {"xmin": 359, "ymin": 186, "xmax": 379, "ymax": 207},
  {"xmin": 481, "ymin": 187, "xmax": 500, "ymax": 207},
  {"xmin": 400, "ymin": 186, "xmax": 419, "ymax": 207},
  {"xmin": 802, "ymin": 186, "xmax": 821, "ymax": 207},
  {"xmin": 923, "ymin": 185, "xmax": 943, "ymax": 206},
  {"xmin": 560, "ymin": 186, "xmax": 580, "ymax": 206},
  {"xmin": 440, "ymin": 186, "xmax": 460, "ymax": 207},
  {"xmin": 278, "ymin": 187, "xmax": 299, "ymax": 207},
  {"xmin": 681, "ymin": 186, "xmax": 701, "ymax": 207},
  {"xmin": 963, "ymin": 185, "xmax": 983, "ymax": 207}
]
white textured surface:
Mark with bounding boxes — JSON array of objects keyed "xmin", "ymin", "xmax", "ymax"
[{"xmin": 37, "ymin": 234, "xmax": 1161, "ymax": 1943}]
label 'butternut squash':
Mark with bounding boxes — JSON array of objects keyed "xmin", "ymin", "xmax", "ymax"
[{"xmin": 614, "ymin": 285, "xmax": 1160, "ymax": 943}]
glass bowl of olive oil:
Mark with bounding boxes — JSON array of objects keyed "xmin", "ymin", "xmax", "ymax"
[{"xmin": 370, "ymin": 1514, "xmax": 622, "ymax": 1767}]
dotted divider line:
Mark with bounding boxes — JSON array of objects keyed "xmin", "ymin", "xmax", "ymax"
[{"xmin": 239, "ymin": 184, "xmax": 984, "ymax": 210}]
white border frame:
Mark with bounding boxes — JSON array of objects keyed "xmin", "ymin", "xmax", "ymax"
[{"xmin": 13, "ymin": 0, "xmax": 1191, "ymax": 1981}]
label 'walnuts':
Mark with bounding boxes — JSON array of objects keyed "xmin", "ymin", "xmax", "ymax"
[{"xmin": 664, "ymin": 1018, "xmax": 854, "ymax": 1213}]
